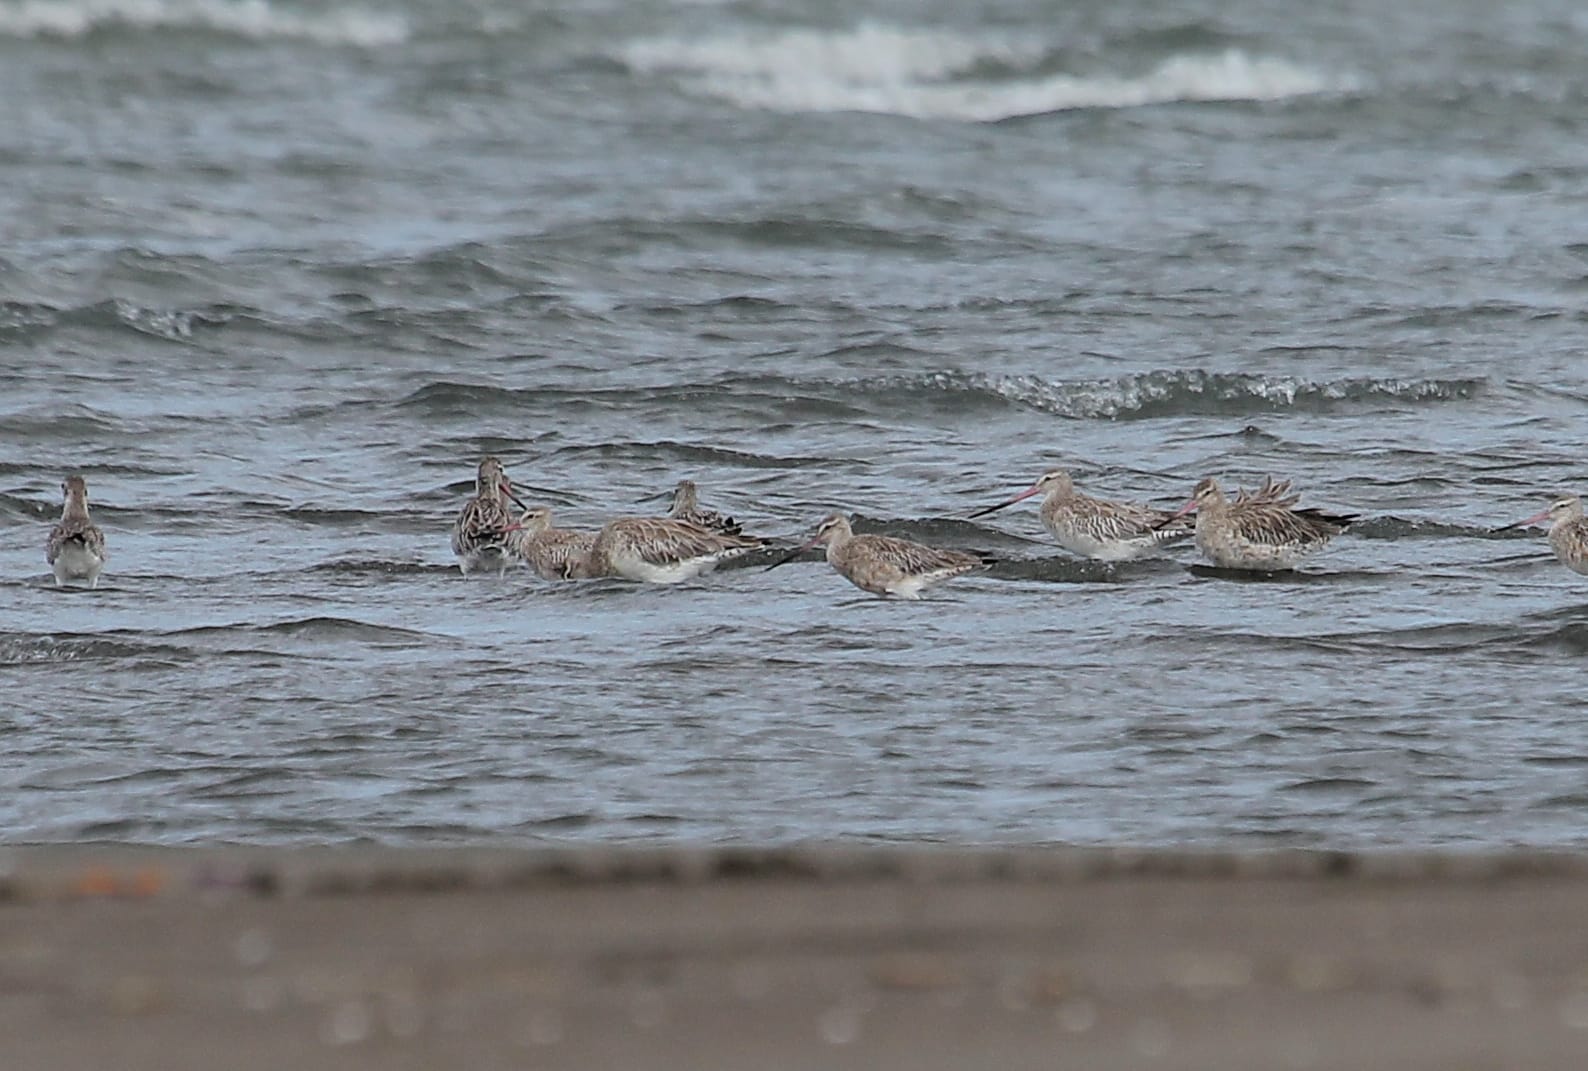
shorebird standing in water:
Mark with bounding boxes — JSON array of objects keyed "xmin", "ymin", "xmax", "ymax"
[
  {"xmin": 969, "ymin": 469, "xmax": 1192, "ymax": 561},
  {"xmin": 667, "ymin": 479, "xmax": 742, "ymax": 535},
  {"xmin": 509, "ymin": 507, "xmax": 597, "ymax": 581},
  {"xmin": 47, "ymin": 474, "xmax": 107, "ymax": 588},
  {"xmin": 451, "ymin": 457, "xmax": 526, "ymax": 576},
  {"xmin": 767, "ymin": 513, "xmax": 991, "ymax": 599},
  {"xmin": 1497, "ymin": 495, "xmax": 1588, "ymax": 576},
  {"xmin": 1165, "ymin": 476, "xmax": 1357, "ymax": 572},
  {"xmin": 585, "ymin": 516, "xmax": 765, "ymax": 583}
]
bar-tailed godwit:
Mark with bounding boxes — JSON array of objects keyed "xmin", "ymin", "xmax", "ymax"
[
  {"xmin": 667, "ymin": 479, "xmax": 742, "ymax": 535},
  {"xmin": 1165, "ymin": 476, "xmax": 1357, "ymax": 571},
  {"xmin": 1497, "ymin": 495, "xmax": 1588, "ymax": 575},
  {"xmin": 585, "ymin": 517, "xmax": 765, "ymax": 583},
  {"xmin": 451, "ymin": 457, "xmax": 522, "ymax": 576},
  {"xmin": 969, "ymin": 469, "xmax": 1192, "ymax": 561},
  {"xmin": 766, "ymin": 513, "xmax": 991, "ymax": 598},
  {"xmin": 509, "ymin": 507, "xmax": 596, "ymax": 581},
  {"xmin": 47, "ymin": 474, "xmax": 107, "ymax": 588}
]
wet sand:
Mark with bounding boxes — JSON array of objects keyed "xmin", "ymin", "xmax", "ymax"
[{"xmin": 3, "ymin": 845, "xmax": 1586, "ymax": 1070}]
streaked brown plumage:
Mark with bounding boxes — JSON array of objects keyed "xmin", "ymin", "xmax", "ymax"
[
  {"xmin": 46, "ymin": 474, "xmax": 107, "ymax": 588},
  {"xmin": 1499, "ymin": 495, "xmax": 1588, "ymax": 576},
  {"xmin": 768, "ymin": 513, "xmax": 990, "ymax": 598},
  {"xmin": 1169, "ymin": 476, "xmax": 1357, "ymax": 571},
  {"xmin": 586, "ymin": 516, "xmax": 765, "ymax": 583},
  {"xmin": 451, "ymin": 457, "xmax": 520, "ymax": 576},
  {"xmin": 512, "ymin": 507, "xmax": 597, "ymax": 581},
  {"xmin": 969, "ymin": 469, "xmax": 1191, "ymax": 561},
  {"xmin": 667, "ymin": 479, "xmax": 742, "ymax": 535}
]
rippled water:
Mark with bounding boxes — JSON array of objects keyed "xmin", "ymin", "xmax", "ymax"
[{"xmin": 3, "ymin": 0, "xmax": 1588, "ymax": 847}]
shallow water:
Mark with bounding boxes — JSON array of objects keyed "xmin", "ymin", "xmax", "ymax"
[{"xmin": 3, "ymin": 0, "xmax": 1588, "ymax": 847}]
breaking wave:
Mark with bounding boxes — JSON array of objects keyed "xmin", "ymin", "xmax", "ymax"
[
  {"xmin": 0, "ymin": 631, "xmax": 194, "ymax": 666},
  {"xmin": 392, "ymin": 370, "xmax": 1482, "ymax": 424},
  {"xmin": 618, "ymin": 22, "xmax": 1356, "ymax": 121},
  {"xmin": 954, "ymin": 371, "xmax": 1484, "ymax": 419}
]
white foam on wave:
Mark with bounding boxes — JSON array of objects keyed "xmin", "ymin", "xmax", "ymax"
[
  {"xmin": 0, "ymin": 0, "xmax": 408, "ymax": 46},
  {"xmin": 622, "ymin": 22, "xmax": 1046, "ymax": 89},
  {"xmin": 960, "ymin": 371, "xmax": 1479, "ymax": 419},
  {"xmin": 618, "ymin": 23, "xmax": 1354, "ymax": 121}
]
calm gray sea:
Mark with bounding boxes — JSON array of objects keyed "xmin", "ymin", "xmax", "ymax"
[{"xmin": 3, "ymin": 0, "xmax": 1587, "ymax": 847}]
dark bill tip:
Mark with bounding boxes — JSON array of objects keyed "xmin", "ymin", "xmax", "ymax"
[
  {"xmin": 764, "ymin": 548, "xmax": 806, "ymax": 572},
  {"xmin": 966, "ymin": 499, "xmax": 1014, "ymax": 519}
]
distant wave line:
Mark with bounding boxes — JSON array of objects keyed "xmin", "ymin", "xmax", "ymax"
[
  {"xmin": 618, "ymin": 23, "xmax": 1359, "ymax": 121},
  {"xmin": 391, "ymin": 370, "xmax": 1485, "ymax": 421},
  {"xmin": 0, "ymin": 0, "xmax": 408, "ymax": 47}
]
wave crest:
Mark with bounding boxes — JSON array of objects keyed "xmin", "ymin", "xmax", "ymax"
[
  {"xmin": 618, "ymin": 22, "xmax": 1354, "ymax": 121},
  {"xmin": 959, "ymin": 371, "xmax": 1483, "ymax": 419},
  {"xmin": 0, "ymin": 0, "xmax": 408, "ymax": 46},
  {"xmin": 0, "ymin": 632, "xmax": 191, "ymax": 666},
  {"xmin": 392, "ymin": 370, "xmax": 1482, "ymax": 424}
]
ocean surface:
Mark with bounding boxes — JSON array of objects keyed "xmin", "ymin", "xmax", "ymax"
[{"xmin": 3, "ymin": 0, "xmax": 1587, "ymax": 848}]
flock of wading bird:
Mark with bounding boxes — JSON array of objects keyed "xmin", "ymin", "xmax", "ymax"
[
  {"xmin": 446, "ymin": 457, "xmax": 1588, "ymax": 598},
  {"xmin": 40, "ymin": 460, "xmax": 1588, "ymax": 597}
]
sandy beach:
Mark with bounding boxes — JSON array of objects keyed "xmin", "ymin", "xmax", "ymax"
[{"xmin": 2, "ymin": 845, "xmax": 1586, "ymax": 1069}]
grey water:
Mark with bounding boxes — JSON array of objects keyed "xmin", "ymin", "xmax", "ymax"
[{"xmin": 3, "ymin": 0, "xmax": 1588, "ymax": 848}]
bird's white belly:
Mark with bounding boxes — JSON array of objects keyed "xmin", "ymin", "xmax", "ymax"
[
  {"xmin": 53, "ymin": 542, "xmax": 104, "ymax": 584},
  {"xmin": 616, "ymin": 555, "xmax": 718, "ymax": 584},
  {"xmin": 1059, "ymin": 530, "xmax": 1158, "ymax": 562},
  {"xmin": 460, "ymin": 545, "xmax": 515, "ymax": 576},
  {"xmin": 881, "ymin": 574, "xmax": 927, "ymax": 599}
]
